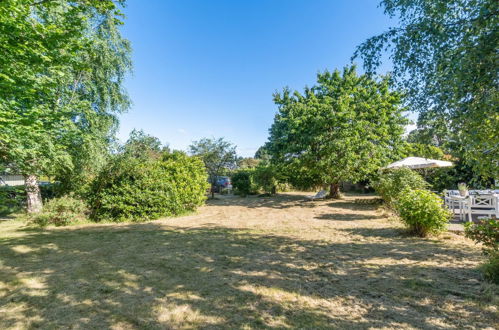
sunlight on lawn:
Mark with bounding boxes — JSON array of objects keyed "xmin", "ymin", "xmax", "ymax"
[{"xmin": 0, "ymin": 193, "xmax": 497, "ymax": 329}]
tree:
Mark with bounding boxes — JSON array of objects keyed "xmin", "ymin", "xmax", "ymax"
[
  {"xmin": 0, "ymin": 0, "xmax": 131, "ymax": 212},
  {"xmin": 354, "ymin": 0, "xmax": 499, "ymax": 179},
  {"xmin": 266, "ymin": 66, "xmax": 407, "ymax": 198},
  {"xmin": 123, "ymin": 129, "xmax": 167, "ymax": 160},
  {"xmin": 237, "ymin": 157, "xmax": 260, "ymax": 169},
  {"xmin": 189, "ymin": 138, "xmax": 237, "ymax": 198}
]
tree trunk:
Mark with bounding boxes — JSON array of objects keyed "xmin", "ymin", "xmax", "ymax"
[
  {"xmin": 329, "ymin": 183, "xmax": 341, "ymax": 199},
  {"xmin": 25, "ymin": 174, "xmax": 42, "ymax": 213}
]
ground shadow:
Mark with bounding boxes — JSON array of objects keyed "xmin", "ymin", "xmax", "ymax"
[
  {"xmin": 0, "ymin": 222, "xmax": 494, "ymax": 329},
  {"xmin": 315, "ymin": 213, "xmax": 384, "ymax": 221},
  {"xmin": 206, "ymin": 193, "xmax": 317, "ymax": 209}
]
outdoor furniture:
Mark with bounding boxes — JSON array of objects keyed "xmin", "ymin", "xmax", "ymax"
[
  {"xmin": 448, "ymin": 195, "xmax": 468, "ymax": 221},
  {"xmin": 462, "ymin": 194, "xmax": 499, "ymax": 222},
  {"xmin": 385, "ymin": 157, "xmax": 453, "ymax": 169},
  {"xmin": 306, "ymin": 190, "xmax": 328, "ymax": 201}
]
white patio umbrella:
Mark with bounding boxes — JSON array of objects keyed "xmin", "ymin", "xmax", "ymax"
[{"xmin": 385, "ymin": 157, "xmax": 453, "ymax": 169}]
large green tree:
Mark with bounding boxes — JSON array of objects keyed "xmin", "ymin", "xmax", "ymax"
[
  {"xmin": 355, "ymin": 0, "xmax": 498, "ymax": 179},
  {"xmin": 266, "ymin": 66, "xmax": 408, "ymax": 198},
  {"xmin": 0, "ymin": 0, "xmax": 131, "ymax": 212},
  {"xmin": 189, "ymin": 137, "xmax": 237, "ymax": 198}
]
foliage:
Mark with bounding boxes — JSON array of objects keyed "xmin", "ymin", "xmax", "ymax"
[
  {"xmin": 402, "ymin": 143, "xmax": 445, "ymax": 160},
  {"xmin": 458, "ymin": 183, "xmax": 469, "ymax": 194},
  {"xmin": 465, "ymin": 219, "xmax": 499, "ymax": 283},
  {"xmin": 27, "ymin": 195, "xmax": 88, "ymax": 227},
  {"xmin": 89, "ymin": 151, "xmax": 208, "ymax": 222},
  {"xmin": 237, "ymin": 157, "xmax": 260, "ymax": 169},
  {"xmin": 0, "ymin": 0, "xmax": 131, "ymax": 210},
  {"xmin": 232, "ymin": 170, "xmax": 253, "ymax": 197},
  {"xmin": 266, "ymin": 66, "xmax": 408, "ymax": 198},
  {"xmin": 355, "ymin": 0, "xmax": 499, "ymax": 179},
  {"xmin": 123, "ymin": 129, "xmax": 167, "ymax": 160},
  {"xmin": 465, "ymin": 219, "xmax": 498, "ymax": 257},
  {"xmin": 252, "ymin": 163, "xmax": 278, "ymax": 194},
  {"xmin": 189, "ymin": 138, "xmax": 237, "ymax": 197},
  {"xmin": 372, "ymin": 167, "xmax": 429, "ymax": 207},
  {"xmin": 421, "ymin": 160, "xmax": 494, "ymax": 193},
  {"xmin": 0, "ymin": 184, "xmax": 61, "ymax": 215},
  {"xmin": 395, "ymin": 189, "xmax": 451, "ymax": 237}
]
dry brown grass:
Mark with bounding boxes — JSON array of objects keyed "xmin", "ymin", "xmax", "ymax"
[{"xmin": 0, "ymin": 192, "xmax": 497, "ymax": 329}]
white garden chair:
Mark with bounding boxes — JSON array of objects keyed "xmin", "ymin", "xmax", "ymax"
[{"xmin": 463, "ymin": 194, "xmax": 499, "ymax": 222}]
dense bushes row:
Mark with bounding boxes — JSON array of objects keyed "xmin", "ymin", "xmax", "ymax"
[
  {"xmin": 20, "ymin": 150, "xmax": 209, "ymax": 226},
  {"xmin": 89, "ymin": 151, "xmax": 208, "ymax": 222},
  {"xmin": 231, "ymin": 163, "xmax": 278, "ymax": 196}
]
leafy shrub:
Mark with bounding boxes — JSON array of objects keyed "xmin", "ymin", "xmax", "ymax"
[
  {"xmin": 0, "ymin": 183, "xmax": 60, "ymax": 215},
  {"xmin": 465, "ymin": 219, "xmax": 499, "ymax": 283},
  {"xmin": 253, "ymin": 163, "xmax": 277, "ymax": 194},
  {"xmin": 373, "ymin": 167, "xmax": 429, "ymax": 207},
  {"xmin": 0, "ymin": 186, "xmax": 26, "ymax": 215},
  {"xmin": 89, "ymin": 151, "xmax": 209, "ymax": 222},
  {"xmin": 28, "ymin": 195, "xmax": 88, "ymax": 227},
  {"xmin": 232, "ymin": 170, "xmax": 253, "ymax": 197},
  {"xmin": 395, "ymin": 188, "xmax": 451, "ymax": 237}
]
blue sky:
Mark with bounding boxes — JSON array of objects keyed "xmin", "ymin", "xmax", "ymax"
[{"xmin": 118, "ymin": 0, "xmax": 406, "ymax": 157}]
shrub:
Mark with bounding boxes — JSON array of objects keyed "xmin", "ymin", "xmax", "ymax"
[
  {"xmin": 0, "ymin": 186, "xmax": 25, "ymax": 215},
  {"xmin": 232, "ymin": 170, "xmax": 253, "ymax": 196},
  {"xmin": 373, "ymin": 167, "xmax": 429, "ymax": 207},
  {"xmin": 89, "ymin": 151, "xmax": 209, "ymax": 222},
  {"xmin": 465, "ymin": 219, "xmax": 499, "ymax": 283},
  {"xmin": 28, "ymin": 195, "xmax": 88, "ymax": 227},
  {"xmin": 0, "ymin": 183, "xmax": 60, "ymax": 215},
  {"xmin": 253, "ymin": 163, "xmax": 277, "ymax": 194},
  {"xmin": 395, "ymin": 188, "xmax": 451, "ymax": 237}
]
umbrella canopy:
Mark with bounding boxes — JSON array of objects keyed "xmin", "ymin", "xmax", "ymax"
[{"xmin": 385, "ymin": 157, "xmax": 453, "ymax": 169}]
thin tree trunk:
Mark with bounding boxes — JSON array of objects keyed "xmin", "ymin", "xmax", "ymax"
[
  {"xmin": 25, "ymin": 174, "xmax": 42, "ymax": 213},
  {"xmin": 329, "ymin": 183, "xmax": 341, "ymax": 199}
]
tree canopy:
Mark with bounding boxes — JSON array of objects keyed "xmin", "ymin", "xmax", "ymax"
[
  {"xmin": 354, "ymin": 0, "xmax": 498, "ymax": 179},
  {"xmin": 189, "ymin": 137, "xmax": 237, "ymax": 197},
  {"xmin": 266, "ymin": 66, "xmax": 408, "ymax": 197},
  {"xmin": 0, "ymin": 0, "xmax": 131, "ymax": 211}
]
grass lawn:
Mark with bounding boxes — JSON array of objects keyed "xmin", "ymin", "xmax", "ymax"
[{"xmin": 0, "ymin": 193, "xmax": 497, "ymax": 329}]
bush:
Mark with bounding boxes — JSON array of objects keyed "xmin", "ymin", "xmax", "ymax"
[
  {"xmin": 373, "ymin": 167, "xmax": 429, "ymax": 207},
  {"xmin": 465, "ymin": 219, "xmax": 499, "ymax": 283},
  {"xmin": 0, "ymin": 183, "xmax": 60, "ymax": 215},
  {"xmin": 395, "ymin": 188, "xmax": 451, "ymax": 237},
  {"xmin": 0, "ymin": 186, "xmax": 25, "ymax": 215},
  {"xmin": 89, "ymin": 151, "xmax": 209, "ymax": 222},
  {"xmin": 232, "ymin": 170, "xmax": 253, "ymax": 196},
  {"xmin": 28, "ymin": 195, "xmax": 88, "ymax": 227},
  {"xmin": 253, "ymin": 163, "xmax": 277, "ymax": 194}
]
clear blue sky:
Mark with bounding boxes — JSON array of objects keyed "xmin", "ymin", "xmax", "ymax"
[{"xmin": 118, "ymin": 0, "xmax": 405, "ymax": 157}]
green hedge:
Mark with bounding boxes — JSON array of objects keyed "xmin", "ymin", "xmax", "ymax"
[
  {"xmin": 89, "ymin": 151, "xmax": 209, "ymax": 222},
  {"xmin": 232, "ymin": 170, "xmax": 253, "ymax": 196}
]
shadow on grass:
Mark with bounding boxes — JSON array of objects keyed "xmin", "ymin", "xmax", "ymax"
[
  {"xmin": 0, "ymin": 222, "xmax": 494, "ymax": 329},
  {"xmin": 206, "ymin": 193, "xmax": 317, "ymax": 209},
  {"xmin": 315, "ymin": 213, "xmax": 385, "ymax": 221}
]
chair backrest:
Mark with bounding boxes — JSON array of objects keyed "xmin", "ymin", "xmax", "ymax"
[{"xmin": 471, "ymin": 194, "xmax": 497, "ymax": 209}]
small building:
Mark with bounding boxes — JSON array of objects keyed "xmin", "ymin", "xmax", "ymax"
[{"xmin": 0, "ymin": 174, "xmax": 25, "ymax": 186}]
